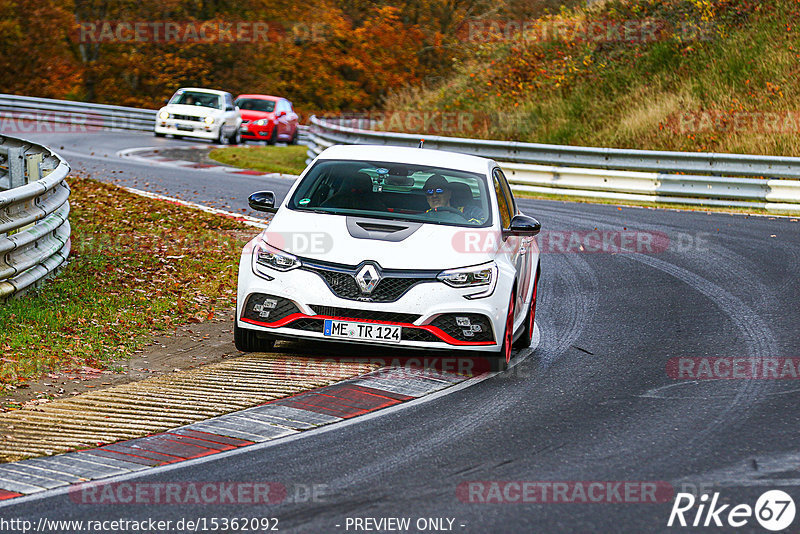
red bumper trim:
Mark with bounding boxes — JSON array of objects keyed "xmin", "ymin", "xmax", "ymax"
[{"xmin": 241, "ymin": 314, "xmax": 495, "ymax": 346}]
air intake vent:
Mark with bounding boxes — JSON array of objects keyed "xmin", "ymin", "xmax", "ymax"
[{"xmin": 355, "ymin": 222, "xmax": 407, "ymax": 233}]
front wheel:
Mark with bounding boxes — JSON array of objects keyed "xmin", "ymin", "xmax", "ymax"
[
  {"xmin": 229, "ymin": 128, "xmax": 241, "ymax": 145},
  {"xmin": 266, "ymin": 126, "xmax": 278, "ymax": 145},
  {"xmin": 289, "ymin": 129, "xmax": 298, "ymax": 145},
  {"xmin": 216, "ymin": 126, "xmax": 228, "ymax": 145},
  {"xmin": 234, "ymin": 321, "xmax": 275, "ymax": 352},
  {"xmin": 514, "ymin": 268, "xmax": 539, "ymax": 349},
  {"xmin": 497, "ymin": 290, "xmax": 516, "ymax": 370}
]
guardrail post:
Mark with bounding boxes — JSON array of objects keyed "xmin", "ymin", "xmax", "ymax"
[
  {"xmin": 7, "ymin": 147, "xmax": 25, "ymax": 189},
  {"xmin": 26, "ymin": 153, "xmax": 43, "ymax": 183}
]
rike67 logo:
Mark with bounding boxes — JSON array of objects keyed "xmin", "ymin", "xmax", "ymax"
[{"xmin": 668, "ymin": 490, "xmax": 796, "ymax": 531}]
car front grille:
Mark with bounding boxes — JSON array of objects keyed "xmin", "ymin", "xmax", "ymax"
[
  {"xmin": 301, "ymin": 260, "xmax": 438, "ymax": 303},
  {"xmin": 242, "ymin": 294, "xmax": 300, "ymax": 323},
  {"xmin": 309, "ymin": 305, "xmax": 420, "ymax": 324},
  {"xmin": 285, "ymin": 318, "xmax": 324, "ymax": 332},
  {"xmin": 172, "ymin": 114, "xmax": 204, "ymax": 122},
  {"xmin": 429, "ymin": 313, "xmax": 495, "ymax": 342}
]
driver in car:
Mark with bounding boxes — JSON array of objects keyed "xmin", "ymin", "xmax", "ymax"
[{"xmin": 424, "ymin": 174, "xmax": 482, "ymax": 223}]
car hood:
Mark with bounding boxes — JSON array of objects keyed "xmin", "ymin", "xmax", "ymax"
[
  {"xmin": 241, "ymin": 110, "xmax": 273, "ymax": 121},
  {"xmin": 164, "ymin": 104, "xmax": 220, "ymax": 116},
  {"xmin": 258, "ymin": 209, "xmax": 494, "ymax": 270}
]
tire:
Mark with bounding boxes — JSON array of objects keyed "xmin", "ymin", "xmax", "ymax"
[
  {"xmin": 234, "ymin": 321, "xmax": 275, "ymax": 352},
  {"xmin": 497, "ymin": 290, "xmax": 516, "ymax": 370},
  {"xmin": 289, "ymin": 129, "xmax": 298, "ymax": 145},
  {"xmin": 216, "ymin": 126, "xmax": 227, "ymax": 145},
  {"xmin": 154, "ymin": 131, "xmax": 166, "ymax": 137},
  {"xmin": 266, "ymin": 126, "xmax": 278, "ymax": 145},
  {"xmin": 229, "ymin": 128, "xmax": 241, "ymax": 145},
  {"xmin": 514, "ymin": 265, "xmax": 540, "ymax": 349}
]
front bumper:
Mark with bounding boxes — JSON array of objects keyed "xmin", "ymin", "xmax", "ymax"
[
  {"xmin": 154, "ymin": 120, "xmax": 219, "ymax": 140},
  {"xmin": 240, "ymin": 123, "xmax": 273, "ymax": 140},
  {"xmin": 236, "ymin": 255, "xmax": 511, "ymax": 353}
]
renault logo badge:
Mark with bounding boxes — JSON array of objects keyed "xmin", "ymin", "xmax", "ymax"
[{"xmin": 355, "ymin": 264, "xmax": 380, "ymax": 294}]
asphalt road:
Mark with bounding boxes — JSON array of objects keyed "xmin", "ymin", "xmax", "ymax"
[{"xmin": 4, "ymin": 130, "xmax": 800, "ymax": 533}]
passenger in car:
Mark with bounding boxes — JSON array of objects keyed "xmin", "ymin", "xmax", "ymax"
[{"xmin": 321, "ymin": 172, "xmax": 385, "ymax": 211}]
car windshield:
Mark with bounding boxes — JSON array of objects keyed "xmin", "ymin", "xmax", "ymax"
[
  {"xmin": 288, "ymin": 159, "xmax": 492, "ymax": 227},
  {"xmin": 235, "ymin": 98, "xmax": 276, "ymax": 112},
  {"xmin": 170, "ymin": 90, "xmax": 222, "ymax": 109}
]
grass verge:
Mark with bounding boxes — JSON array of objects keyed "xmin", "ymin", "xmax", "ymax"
[
  {"xmin": 0, "ymin": 178, "xmax": 253, "ymax": 393},
  {"xmin": 209, "ymin": 145, "xmax": 308, "ymax": 175}
]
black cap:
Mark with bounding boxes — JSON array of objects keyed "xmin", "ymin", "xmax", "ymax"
[{"xmin": 423, "ymin": 174, "xmax": 449, "ymax": 191}]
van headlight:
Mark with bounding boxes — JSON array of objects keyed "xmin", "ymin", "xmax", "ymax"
[
  {"xmin": 437, "ymin": 262, "xmax": 497, "ymax": 299},
  {"xmin": 158, "ymin": 110, "xmax": 169, "ymax": 120},
  {"xmin": 204, "ymin": 116, "xmax": 215, "ymax": 125},
  {"xmin": 252, "ymin": 239, "xmax": 301, "ymax": 279}
]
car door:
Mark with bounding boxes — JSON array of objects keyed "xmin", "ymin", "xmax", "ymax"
[
  {"xmin": 223, "ymin": 93, "xmax": 237, "ymax": 136},
  {"xmin": 275, "ymin": 99, "xmax": 291, "ymax": 139},
  {"xmin": 493, "ymin": 168, "xmax": 531, "ymax": 318},
  {"xmin": 286, "ymin": 100, "xmax": 298, "ymax": 135}
]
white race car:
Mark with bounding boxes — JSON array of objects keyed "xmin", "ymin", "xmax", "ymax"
[
  {"xmin": 235, "ymin": 145, "xmax": 541, "ymax": 365},
  {"xmin": 154, "ymin": 87, "xmax": 242, "ymax": 144}
]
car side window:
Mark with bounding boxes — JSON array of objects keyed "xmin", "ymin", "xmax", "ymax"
[
  {"xmin": 493, "ymin": 170, "xmax": 512, "ymax": 229},
  {"xmin": 495, "ymin": 169, "xmax": 516, "ymax": 215},
  {"xmin": 224, "ymin": 93, "xmax": 234, "ymax": 110}
]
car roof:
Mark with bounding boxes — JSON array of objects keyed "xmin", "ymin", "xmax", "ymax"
[
  {"xmin": 316, "ymin": 145, "xmax": 495, "ymax": 175},
  {"xmin": 176, "ymin": 87, "xmax": 228, "ymax": 96},
  {"xmin": 236, "ymin": 94, "xmax": 280, "ymax": 101}
]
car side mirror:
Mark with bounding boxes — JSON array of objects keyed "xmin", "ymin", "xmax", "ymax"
[
  {"xmin": 276, "ymin": 111, "xmax": 286, "ymax": 117},
  {"xmin": 504, "ymin": 214, "xmax": 541, "ymax": 237},
  {"xmin": 248, "ymin": 191, "xmax": 278, "ymax": 213},
  {"xmin": 164, "ymin": 98, "xmax": 170, "ymax": 105}
]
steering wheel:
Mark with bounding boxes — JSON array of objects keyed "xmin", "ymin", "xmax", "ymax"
[{"xmin": 427, "ymin": 206, "xmax": 467, "ymax": 219}]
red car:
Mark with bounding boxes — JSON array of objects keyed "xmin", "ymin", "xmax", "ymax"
[{"xmin": 235, "ymin": 94, "xmax": 299, "ymax": 145}]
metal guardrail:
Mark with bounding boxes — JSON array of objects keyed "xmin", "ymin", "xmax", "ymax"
[
  {"xmin": 307, "ymin": 116, "xmax": 800, "ymax": 213},
  {"xmin": 0, "ymin": 94, "xmax": 157, "ymax": 132},
  {"xmin": 0, "ymin": 94, "xmax": 313, "ymax": 141},
  {"xmin": 0, "ymin": 135, "xmax": 71, "ymax": 300}
]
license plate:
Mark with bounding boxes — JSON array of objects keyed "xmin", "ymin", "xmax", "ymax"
[
  {"xmin": 323, "ymin": 320, "xmax": 401, "ymax": 343},
  {"xmin": 176, "ymin": 124, "xmax": 194, "ymax": 131}
]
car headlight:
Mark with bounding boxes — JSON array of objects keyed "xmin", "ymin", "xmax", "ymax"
[
  {"xmin": 158, "ymin": 110, "xmax": 169, "ymax": 120},
  {"xmin": 437, "ymin": 262, "xmax": 498, "ymax": 299},
  {"xmin": 203, "ymin": 116, "xmax": 215, "ymax": 125},
  {"xmin": 252, "ymin": 239, "xmax": 301, "ymax": 279},
  {"xmin": 254, "ymin": 118, "xmax": 270, "ymax": 126}
]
